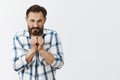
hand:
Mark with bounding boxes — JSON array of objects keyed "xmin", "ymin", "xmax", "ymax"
[
  {"xmin": 26, "ymin": 36, "xmax": 38, "ymax": 64},
  {"xmin": 30, "ymin": 36, "xmax": 38, "ymax": 52},
  {"xmin": 37, "ymin": 36, "xmax": 44, "ymax": 51}
]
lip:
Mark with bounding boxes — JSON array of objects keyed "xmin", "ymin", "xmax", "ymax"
[
  {"xmin": 32, "ymin": 28, "xmax": 39, "ymax": 30},
  {"xmin": 32, "ymin": 28, "xmax": 39, "ymax": 31}
]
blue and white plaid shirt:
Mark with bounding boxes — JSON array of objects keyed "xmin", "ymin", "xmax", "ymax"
[{"xmin": 12, "ymin": 28, "xmax": 64, "ymax": 80}]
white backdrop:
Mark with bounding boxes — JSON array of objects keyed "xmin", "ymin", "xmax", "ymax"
[{"xmin": 1, "ymin": 0, "xmax": 120, "ymax": 80}]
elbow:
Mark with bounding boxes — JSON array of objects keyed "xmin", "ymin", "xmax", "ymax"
[
  {"xmin": 13, "ymin": 65, "xmax": 19, "ymax": 72},
  {"xmin": 13, "ymin": 64, "xmax": 21, "ymax": 72},
  {"xmin": 13, "ymin": 62, "xmax": 25, "ymax": 72},
  {"xmin": 57, "ymin": 61, "xmax": 64, "ymax": 69},
  {"xmin": 51, "ymin": 59, "xmax": 64, "ymax": 69},
  {"xmin": 14, "ymin": 68, "xmax": 20, "ymax": 72},
  {"xmin": 13, "ymin": 65, "xmax": 25, "ymax": 72}
]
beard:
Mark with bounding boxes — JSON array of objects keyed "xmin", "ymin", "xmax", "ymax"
[{"xmin": 28, "ymin": 26, "xmax": 43, "ymax": 36}]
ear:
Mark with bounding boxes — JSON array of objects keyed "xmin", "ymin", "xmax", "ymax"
[{"xmin": 44, "ymin": 17, "xmax": 47, "ymax": 23}]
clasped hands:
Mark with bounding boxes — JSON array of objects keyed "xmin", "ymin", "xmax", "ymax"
[{"xmin": 30, "ymin": 36, "xmax": 44, "ymax": 53}]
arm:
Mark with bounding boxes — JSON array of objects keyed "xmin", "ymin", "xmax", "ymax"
[
  {"xmin": 12, "ymin": 36, "xmax": 29, "ymax": 72},
  {"xmin": 37, "ymin": 36, "xmax": 54, "ymax": 65},
  {"xmin": 38, "ymin": 33, "xmax": 64, "ymax": 69},
  {"xmin": 13, "ymin": 35, "xmax": 39, "ymax": 72},
  {"xmin": 25, "ymin": 48, "xmax": 36, "ymax": 64},
  {"xmin": 49, "ymin": 33, "xmax": 64, "ymax": 69},
  {"xmin": 25, "ymin": 36, "xmax": 38, "ymax": 64},
  {"xmin": 39, "ymin": 48, "xmax": 54, "ymax": 65}
]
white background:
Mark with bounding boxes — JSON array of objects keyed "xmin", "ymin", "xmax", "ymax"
[{"xmin": 1, "ymin": 0, "xmax": 120, "ymax": 80}]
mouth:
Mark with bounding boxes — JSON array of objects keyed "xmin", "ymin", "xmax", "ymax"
[
  {"xmin": 31, "ymin": 28, "xmax": 40, "ymax": 36},
  {"xmin": 32, "ymin": 28, "xmax": 39, "ymax": 32}
]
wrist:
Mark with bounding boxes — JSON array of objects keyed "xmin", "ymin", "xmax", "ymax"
[
  {"xmin": 39, "ymin": 48, "xmax": 45, "ymax": 54},
  {"xmin": 29, "ymin": 48, "xmax": 37, "ymax": 53}
]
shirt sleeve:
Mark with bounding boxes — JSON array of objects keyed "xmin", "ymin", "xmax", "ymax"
[
  {"xmin": 49, "ymin": 32, "xmax": 64, "ymax": 69},
  {"xmin": 12, "ymin": 35, "xmax": 30, "ymax": 72}
]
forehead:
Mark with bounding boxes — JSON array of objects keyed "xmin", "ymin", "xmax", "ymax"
[{"xmin": 27, "ymin": 12, "xmax": 44, "ymax": 19}]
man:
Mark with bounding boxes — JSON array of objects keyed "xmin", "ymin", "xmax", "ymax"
[{"xmin": 12, "ymin": 4, "xmax": 64, "ymax": 80}]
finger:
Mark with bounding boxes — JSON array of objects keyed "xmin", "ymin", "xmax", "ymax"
[{"xmin": 38, "ymin": 36, "xmax": 43, "ymax": 41}]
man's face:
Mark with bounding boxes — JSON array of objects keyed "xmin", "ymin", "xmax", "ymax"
[{"xmin": 26, "ymin": 12, "xmax": 46, "ymax": 36}]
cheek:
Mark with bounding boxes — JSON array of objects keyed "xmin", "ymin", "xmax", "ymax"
[
  {"xmin": 28, "ymin": 22, "xmax": 33, "ymax": 27},
  {"xmin": 38, "ymin": 22, "xmax": 44, "ymax": 26}
]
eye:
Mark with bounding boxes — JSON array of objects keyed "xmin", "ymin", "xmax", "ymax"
[
  {"xmin": 30, "ymin": 19, "xmax": 34, "ymax": 22},
  {"xmin": 38, "ymin": 19, "xmax": 42, "ymax": 22}
]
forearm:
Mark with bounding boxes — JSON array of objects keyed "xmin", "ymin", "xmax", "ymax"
[
  {"xmin": 38, "ymin": 45, "xmax": 64, "ymax": 68},
  {"xmin": 13, "ymin": 49, "xmax": 36, "ymax": 72},
  {"xmin": 39, "ymin": 49, "xmax": 54, "ymax": 65},
  {"xmin": 26, "ymin": 48, "xmax": 36, "ymax": 64}
]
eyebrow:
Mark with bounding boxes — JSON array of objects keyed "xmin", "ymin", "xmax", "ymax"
[{"xmin": 37, "ymin": 19, "xmax": 42, "ymax": 22}]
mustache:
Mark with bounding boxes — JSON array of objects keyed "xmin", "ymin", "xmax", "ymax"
[{"xmin": 31, "ymin": 27, "xmax": 40, "ymax": 30}]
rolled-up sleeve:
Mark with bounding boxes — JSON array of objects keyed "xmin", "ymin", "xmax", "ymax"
[
  {"xmin": 12, "ymin": 36, "xmax": 29, "ymax": 72},
  {"xmin": 49, "ymin": 33, "xmax": 64, "ymax": 69}
]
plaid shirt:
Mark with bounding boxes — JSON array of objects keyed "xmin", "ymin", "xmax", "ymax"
[{"xmin": 12, "ymin": 28, "xmax": 64, "ymax": 80}]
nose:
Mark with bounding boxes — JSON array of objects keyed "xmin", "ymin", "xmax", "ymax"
[{"xmin": 33, "ymin": 22, "xmax": 38, "ymax": 27}]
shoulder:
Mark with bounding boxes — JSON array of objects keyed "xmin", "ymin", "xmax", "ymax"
[
  {"xmin": 13, "ymin": 29, "xmax": 29, "ymax": 39},
  {"xmin": 44, "ymin": 28, "xmax": 58, "ymax": 35},
  {"xmin": 43, "ymin": 28, "xmax": 61, "ymax": 41}
]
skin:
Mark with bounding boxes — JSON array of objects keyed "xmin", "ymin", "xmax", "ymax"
[{"xmin": 25, "ymin": 12, "xmax": 54, "ymax": 65}]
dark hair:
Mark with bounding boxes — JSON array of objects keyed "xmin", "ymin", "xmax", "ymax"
[{"xmin": 26, "ymin": 5, "xmax": 47, "ymax": 18}]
